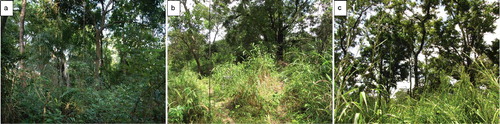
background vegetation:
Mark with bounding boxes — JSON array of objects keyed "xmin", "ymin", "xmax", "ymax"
[
  {"xmin": 1, "ymin": 0, "xmax": 165, "ymax": 123},
  {"xmin": 335, "ymin": 0, "xmax": 499, "ymax": 123},
  {"xmin": 167, "ymin": 0, "xmax": 332, "ymax": 123}
]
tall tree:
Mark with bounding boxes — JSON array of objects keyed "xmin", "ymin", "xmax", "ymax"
[
  {"xmin": 265, "ymin": 0, "xmax": 311, "ymax": 61},
  {"xmin": 410, "ymin": 0, "xmax": 438, "ymax": 95},
  {"xmin": 442, "ymin": 0, "xmax": 499, "ymax": 86},
  {"xmin": 18, "ymin": 0, "xmax": 27, "ymax": 87},
  {"xmin": 169, "ymin": 0, "xmax": 218, "ymax": 75},
  {"xmin": 225, "ymin": 0, "xmax": 313, "ymax": 62},
  {"xmin": 93, "ymin": 0, "xmax": 116, "ymax": 83},
  {"xmin": 335, "ymin": 0, "xmax": 376, "ymax": 93}
]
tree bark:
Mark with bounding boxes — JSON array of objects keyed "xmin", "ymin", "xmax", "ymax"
[
  {"xmin": 19, "ymin": 0, "xmax": 26, "ymax": 68},
  {"xmin": 413, "ymin": 53, "xmax": 419, "ymax": 90},
  {"xmin": 409, "ymin": 52, "xmax": 413, "ymax": 97},
  {"xmin": 180, "ymin": 36, "xmax": 203, "ymax": 75},
  {"xmin": 62, "ymin": 54, "xmax": 70, "ymax": 87},
  {"xmin": 94, "ymin": 29, "xmax": 103, "ymax": 83},
  {"xmin": 276, "ymin": 29, "xmax": 285, "ymax": 61},
  {"xmin": 19, "ymin": 0, "xmax": 27, "ymax": 87},
  {"xmin": 1, "ymin": 17, "xmax": 7, "ymax": 36}
]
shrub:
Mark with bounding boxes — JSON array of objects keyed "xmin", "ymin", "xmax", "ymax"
[
  {"xmin": 281, "ymin": 53, "xmax": 332, "ymax": 123},
  {"xmin": 168, "ymin": 69, "xmax": 209, "ymax": 123}
]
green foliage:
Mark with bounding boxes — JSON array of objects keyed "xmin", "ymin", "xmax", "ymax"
[
  {"xmin": 168, "ymin": 70, "xmax": 209, "ymax": 123},
  {"xmin": 281, "ymin": 52, "xmax": 332, "ymax": 123},
  {"xmin": 169, "ymin": 45, "xmax": 332, "ymax": 123},
  {"xmin": 2, "ymin": 0, "xmax": 165, "ymax": 123},
  {"xmin": 210, "ymin": 52, "xmax": 275, "ymax": 119},
  {"xmin": 335, "ymin": 0, "xmax": 499, "ymax": 123},
  {"xmin": 382, "ymin": 64, "xmax": 498, "ymax": 123},
  {"xmin": 167, "ymin": 0, "xmax": 331, "ymax": 122},
  {"xmin": 2, "ymin": 75, "xmax": 160, "ymax": 123},
  {"xmin": 336, "ymin": 64, "xmax": 499, "ymax": 123}
]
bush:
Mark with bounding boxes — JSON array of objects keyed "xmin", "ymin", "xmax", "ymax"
[
  {"xmin": 168, "ymin": 69, "xmax": 209, "ymax": 123},
  {"xmin": 282, "ymin": 57, "xmax": 332, "ymax": 123},
  {"xmin": 211, "ymin": 53, "xmax": 274, "ymax": 118}
]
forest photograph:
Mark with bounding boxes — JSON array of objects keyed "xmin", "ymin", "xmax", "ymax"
[
  {"xmin": 3, "ymin": 0, "xmax": 497, "ymax": 123},
  {"xmin": 1, "ymin": 0, "xmax": 165, "ymax": 123},
  {"xmin": 167, "ymin": 0, "xmax": 332, "ymax": 123},
  {"xmin": 334, "ymin": 0, "xmax": 499, "ymax": 123}
]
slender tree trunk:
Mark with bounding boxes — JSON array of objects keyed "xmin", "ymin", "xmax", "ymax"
[
  {"xmin": 458, "ymin": 23, "xmax": 475, "ymax": 86},
  {"xmin": 190, "ymin": 49, "xmax": 203, "ymax": 75},
  {"xmin": 62, "ymin": 56, "xmax": 70, "ymax": 87},
  {"xmin": 276, "ymin": 30, "xmax": 285, "ymax": 61},
  {"xmin": 379, "ymin": 48, "xmax": 383, "ymax": 89},
  {"xmin": 424, "ymin": 52, "xmax": 428, "ymax": 87},
  {"xmin": 180, "ymin": 2, "xmax": 204, "ymax": 75},
  {"xmin": 413, "ymin": 54, "xmax": 419, "ymax": 91},
  {"xmin": 19, "ymin": 0, "xmax": 27, "ymax": 87},
  {"xmin": 413, "ymin": 6, "xmax": 430, "ymax": 95},
  {"xmin": 1, "ymin": 16, "xmax": 7, "ymax": 33},
  {"xmin": 94, "ymin": 0, "xmax": 114, "ymax": 87},
  {"xmin": 467, "ymin": 35, "xmax": 476, "ymax": 85},
  {"xmin": 409, "ymin": 52, "xmax": 413, "ymax": 97},
  {"xmin": 94, "ymin": 30, "xmax": 102, "ymax": 83},
  {"xmin": 19, "ymin": 0, "xmax": 26, "ymax": 67}
]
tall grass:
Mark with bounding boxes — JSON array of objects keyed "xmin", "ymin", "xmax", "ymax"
[
  {"xmin": 209, "ymin": 53, "xmax": 277, "ymax": 122},
  {"xmin": 165, "ymin": 48, "xmax": 333, "ymax": 123},
  {"xmin": 335, "ymin": 60, "xmax": 499, "ymax": 123},
  {"xmin": 168, "ymin": 69, "xmax": 209, "ymax": 123}
]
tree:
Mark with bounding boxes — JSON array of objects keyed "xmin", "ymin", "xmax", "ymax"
[
  {"xmin": 224, "ymin": 0, "xmax": 313, "ymax": 62},
  {"xmin": 92, "ymin": 0, "xmax": 116, "ymax": 84},
  {"xmin": 335, "ymin": 0, "xmax": 376, "ymax": 93},
  {"xmin": 442, "ymin": 0, "xmax": 499, "ymax": 86},
  {"xmin": 406, "ymin": 0, "xmax": 439, "ymax": 95},
  {"xmin": 18, "ymin": 0, "xmax": 27, "ymax": 87}
]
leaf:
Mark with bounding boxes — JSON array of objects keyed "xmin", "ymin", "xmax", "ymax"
[
  {"xmin": 354, "ymin": 113, "xmax": 360, "ymax": 124},
  {"xmin": 360, "ymin": 91, "xmax": 368, "ymax": 108}
]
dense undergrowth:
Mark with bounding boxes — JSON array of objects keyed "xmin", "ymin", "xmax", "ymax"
[
  {"xmin": 168, "ymin": 50, "xmax": 332, "ymax": 123},
  {"xmin": 2, "ymin": 79, "xmax": 163, "ymax": 123}
]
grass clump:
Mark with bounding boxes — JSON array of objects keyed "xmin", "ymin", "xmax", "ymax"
[{"xmin": 168, "ymin": 69, "xmax": 209, "ymax": 123}]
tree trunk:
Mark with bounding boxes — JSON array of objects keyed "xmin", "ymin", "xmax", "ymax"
[
  {"xmin": 409, "ymin": 53, "xmax": 413, "ymax": 97},
  {"xmin": 413, "ymin": 8, "xmax": 430, "ymax": 95},
  {"xmin": 19, "ymin": 0, "xmax": 26, "ymax": 67},
  {"xmin": 95, "ymin": 30, "xmax": 102, "ymax": 83},
  {"xmin": 413, "ymin": 54, "xmax": 419, "ymax": 91},
  {"xmin": 62, "ymin": 55, "xmax": 70, "ymax": 87},
  {"xmin": 1, "ymin": 17, "xmax": 7, "ymax": 37},
  {"xmin": 467, "ymin": 34, "xmax": 476, "ymax": 85},
  {"xmin": 19, "ymin": 0, "xmax": 27, "ymax": 87},
  {"xmin": 458, "ymin": 23, "xmax": 475, "ymax": 86},
  {"xmin": 93, "ymin": 0, "xmax": 114, "ymax": 86},
  {"xmin": 190, "ymin": 49, "xmax": 203, "ymax": 76},
  {"xmin": 276, "ymin": 30, "xmax": 285, "ymax": 61}
]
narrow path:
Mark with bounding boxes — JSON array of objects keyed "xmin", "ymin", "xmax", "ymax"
[{"xmin": 208, "ymin": 70, "xmax": 288, "ymax": 123}]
